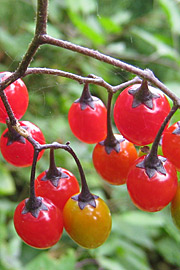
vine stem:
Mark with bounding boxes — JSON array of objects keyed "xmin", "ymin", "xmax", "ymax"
[
  {"xmin": 0, "ymin": 0, "xmax": 180, "ymax": 209},
  {"xmin": 25, "ymin": 149, "xmax": 41, "ymax": 211},
  {"xmin": 39, "ymin": 142, "xmax": 92, "ymax": 197},
  {"xmin": 105, "ymin": 92, "xmax": 115, "ymax": 142},
  {"xmin": 145, "ymin": 104, "xmax": 179, "ymax": 164},
  {"xmin": 24, "ymin": 68, "xmax": 141, "ymax": 93},
  {"xmin": 64, "ymin": 144, "xmax": 92, "ymax": 199},
  {"xmin": 0, "ymin": 0, "xmax": 180, "ymax": 109},
  {"xmin": 0, "ymin": 91, "xmax": 17, "ymax": 126},
  {"xmin": 0, "ymin": 0, "xmax": 48, "ymax": 93},
  {"xmin": 24, "ymin": 141, "xmax": 93, "ymax": 210},
  {"xmin": 102, "ymin": 92, "xmax": 119, "ymax": 150},
  {"xmin": 40, "ymin": 34, "xmax": 180, "ymax": 105}
]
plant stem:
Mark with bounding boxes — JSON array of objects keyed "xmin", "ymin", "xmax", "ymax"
[
  {"xmin": 79, "ymin": 83, "xmax": 93, "ymax": 102},
  {"xmin": 103, "ymin": 92, "xmax": 119, "ymax": 149},
  {"xmin": 145, "ymin": 104, "xmax": 179, "ymax": 165},
  {"xmin": 39, "ymin": 142, "xmax": 90, "ymax": 194},
  {"xmin": 40, "ymin": 34, "xmax": 180, "ymax": 105},
  {"xmin": 65, "ymin": 143, "xmax": 93, "ymax": 200},
  {"xmin": 15, "ymin": 0, "xmax": 48, "ymax": 76},
  {"xmin": 46, "ymin": 148, "xmax": 60, "ymax": 177},
  {"xmin": 0, "ymin": 91, "xmax": 17, "ymax": 125},
  {"xmin": 26, "ymin": 149, "xmax": 41, "ymax": 210},
  {"xmin": 39, "ymin": 142, "xmax": 96, "ymax": 208},
  {"xmin": 35, "ymin": 0, "xmax": 48, "ymax": 36}
]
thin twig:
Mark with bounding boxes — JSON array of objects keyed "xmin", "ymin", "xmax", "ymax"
[
  {"xmin": 24, "ymin": 68, "xmax": 113, "ymax": 92},
  {"xmin": 24, "ymin": 68, "xmax": 141, "ymax": 93},
  {"xmin": 40, "ymin": 34, "xmax": 180, "ymax": 104},
  {"xmin": 0, "ymin": 0, "xmax": 180, "ymax": 107}
]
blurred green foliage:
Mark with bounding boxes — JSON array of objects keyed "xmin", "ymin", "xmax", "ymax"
[{"xmin": 1, "ymin": 0, "xmax": 180, "ymax": 269}]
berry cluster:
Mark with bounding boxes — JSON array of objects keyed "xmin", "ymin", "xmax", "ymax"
[
  {"xmin": 1, "ymin": 70, "xmax": 180, "ymax": 250},
  {"xmin": 0, "ymin": 72, "xmax": 45, "ymax": 167},
  {"xmin": 0, "ymin": 72, "xmax": 112, "ymax": 249},
  {"xmin": 68, "ymin": 80, "xmax": 180, "ymax": 230}
]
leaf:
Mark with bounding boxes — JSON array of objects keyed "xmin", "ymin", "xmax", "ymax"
[
  {"xmin": 0, "ymin": 166, "xmax": 15, "ymax": 195},
  {"xmin": 98, "ymin": 256, "xmax": 126, "ymax": 270},
  {"xmin": 106, "ymin": 42, "xmax": 126, "ymax": 55},
  {"xmin": 120, "ymin": 211, "xmax": 164, "ymax": 227},
  {"xmin": 131, "ymin": 27, "xmax": 179, "ymax": 60},
  {"xmin": 96, "ymin": 237, "xmax": 151, "ymax": 270},
  {"xmin": 99, "ymin": 16, "xmax": 121, "ymax": 33},
  {"xmin": 0, "ymin": 237, "xmax": 23, "ymax": 270},
  {"xmin": 67, "ymin": 0, "xmax": 97, "ymax": 14},
  {"xmin": 163, "ymin": 81, "xmax": 180, "ymax": 101},
  {"xmin": 158, "ymin": 0, "xmax": 180, "ymax": 35},
  {"xmin": 112, "ymin": 216, "xmax": 155, "ymax": 249},
  {"xmin": 25, "ymin": 249, "xmax": 76, "ymax": 270},
  {"xmin": 55, "ymin": 249, "xmax": 76, "ymax": 270},
  {"xmin": 68, "ymin": 11, "xmax": 105, "ymax": 45},
  {"xmin": 156, "ymin": 237, "xmax": 180, "ymax": 266},
  {"xmin": 25, "ymin": 253, "xmax": 56, "ymax": 270},
  {"xmin": 0, "ymin": 27, "xmax": 32, "ymax": 59}
]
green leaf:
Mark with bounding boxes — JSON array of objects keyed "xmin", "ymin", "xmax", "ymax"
[
  {"xmin": 0, "ymin": 199, "xmax": 16, "ymax": 213},
  {"xmin": 0, "ymin": 237, "xmax": 23, "ymax": 270},
  {"xmin": 120, "ymin": 211, "xmax": 164, "ymax": 227},
  {"xmin": 96, "ymin": 237, "xmax": 151, "ymax": 270},
  {"xmin": 25, "ymin": 253, "xmax": 56, "ymax": 270},
  {"xmin": 25, "ymin": 249, "xmax": 76, "ymax": 270},
  {"xmin": 0, "ymin": 27, "xmax": 32, "ymax": 59},
  {"xmin": 0, "ymin": 166, "xmax": 15, "ymax": 195},
  {"xmin": 67, "ymin": 0, "xmax": 97, "ymax": 14},
  {"xmin": 113, "ymin": 221, "xmax": 154, "ymax": 249},
  {"xmin": 158, "ymin": 0, "xmax": 180, "ymax": 35},
  {"xmin": 98, "ymin": 257, "xmax": 126, "ymax": 270},
  {"xmin": 55, "ymin": 249, "xmax": 76, "ymax": 269},
  {"xmin": 68, "ymin": 11, "xmax": 105, "ymax": 45},
  {"xmin": 156, "ymin": 237, "xmax": 180, "ymax": 266},
  {"xmin": 131, "ymin": 27, "xmax": 179, "ymax": 60},
  {"xmin": 164, "ymin": 81, "xmax": 180, "ymax": 101},
  {"xmin": 99, "ymin": 17, "xmax": 121, "ymax": 33}
]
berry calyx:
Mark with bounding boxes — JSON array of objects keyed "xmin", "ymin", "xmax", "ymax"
[
  {"xmin": 35, "ymin": 149, "xmax": 80, "ymax": 210},
  {"xmin": 128, "ymin": 79, "xmax": 160, "ymax": 109},
  {"xmin": 93, "ymin": 134, "xmax": 138, "ymax": 185},
  {"xmin": 14, "ymin": 197, "xmax": 63, "ymax": 249},
  {"xmin": 68, "ymin": 83, "xmax": 107, "ymax": 144},
  {"xmin": 113, "ymin": 81, "xmax": 171, "ymax": 145},
  {"xmin": 127, "ymin": 155, "xmax": 178, "ymax": 212}
]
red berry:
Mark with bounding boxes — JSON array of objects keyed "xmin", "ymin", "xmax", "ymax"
[
  {"xmin": 127, "ymin": 156, "xmax": 178, "ymax": 212},
  {"xmin": 113, "ymin": 84, "xmax": 170, "ymax": 146},
  {"xmin": 35, "ymin": 168, "xmax": 80, "ymax": 210},
  {"xmin": 68, "ymin": 84, "xmax": 107, "ymax": 144},
  {"xmin": 0, "ymin": 121, "xmax": 45, "ymax": 167},
  {"xmin": 14, "ymin": 197, "xmax": 63, "ymax": 249},
  {"xmin": 162, "ymin": 122, "xmax": 180, "ymax": 171},
  {"xmin": 68, "ymin": 99, "xmax": 107, "ymax": 144},
  {"xmin": 0, "ymin": 72, "xmax": 29, "ymax": 123},
  {"xmin": 92, "ymin": 134, "xmax": 138, "ymax": 185}
]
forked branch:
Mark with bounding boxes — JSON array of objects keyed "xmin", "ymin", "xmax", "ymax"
[{"xmin": 0, "ymin": 0, "xmax": 180, "ymax": 107}]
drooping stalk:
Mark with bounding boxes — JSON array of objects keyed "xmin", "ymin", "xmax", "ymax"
[
  {"xmin": 137, "ymin": 104, "xmax": 179, "ymax": 178},
  {"xmin": 22, "ymin": 149, "xmax": 48, "ymax": 218},
  {"xmin": 145, "ymin": 104, "xmax": 178, "ymax": 166},
  {"xmin": 100, "ymin": 91, "xmax": 123, "ymax": 154},
  {"xmin": 65, "ymin": 143, "xmax": 98, "ymax": 209},
  {"xmin": 41, "ymin": 148, "xmax": 68, "ymax": 187}
]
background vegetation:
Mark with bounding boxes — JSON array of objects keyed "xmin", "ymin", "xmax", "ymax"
[{"xmin": 1, "ymin": 0, "xmax": 180, "ymax": 269}]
